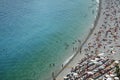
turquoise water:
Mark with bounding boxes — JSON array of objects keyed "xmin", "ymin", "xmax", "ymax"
[{"xmin": 0, "ymin": 0, "xmax": 98, "ymax": 80}]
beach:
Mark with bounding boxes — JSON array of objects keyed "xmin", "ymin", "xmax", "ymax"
[
  {"xmin": 1, "ymin": 0, "xmax": 120, "ymax": 80},
  {"xmin": 0, "ymin": 0, "xmax": 98, "ymax": 80},
  {"xmin": 55, "ymin": 0, "xmax": 120, "ymax": 80}
]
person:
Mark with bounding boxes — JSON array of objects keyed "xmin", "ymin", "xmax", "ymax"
[
  {"xmin": 62, "ymin": 64, "xmax": 63, "ymax": 68},
  {"xmin": 53, "ymin": 63, "xmax": 55, "ymax": 66}
]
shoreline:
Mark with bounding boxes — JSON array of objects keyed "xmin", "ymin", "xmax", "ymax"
[{"xmin": 54, "ymin": 0, "xmax": 102, "ymax": 80}]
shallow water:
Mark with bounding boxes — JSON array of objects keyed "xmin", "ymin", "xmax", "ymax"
[{"xmin": 0, "ymin": 0, "xmax": 98, "ymax": 80}]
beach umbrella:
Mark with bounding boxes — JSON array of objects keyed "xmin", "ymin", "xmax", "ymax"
[
  {"xmin": 99, "ymin": 61, "xmax": 103, "ymax": 65},
  {"xmin": 91, "ymin": 60, "xmax": 95, "ymax": 62},
  {"xmin": 105, "ymin": 74, "xmax": 110, "ymax": 78},
  {"xmin": 64, "ymin": 76, "xmax": 68, "ymax": 80},
  {"xmin": 91, "ymin": 60, "xmax": 98, "ymax": 64},
  {"xmin": 100, "ymin": 56, "xmax": 106, "ymax": 60},
  {"xmin": 89, "ymin": 62, "xmax": 93, "ymax": 65},
  {"xmin": 114, "ymin": 77, "xmax": 119, "ymax": 80},
  {"xmin": 110, "ymin": 47, "xmax": 114, "ymax": 50},
  {"xmin": 115, "ymin": 60, "xmax": 119, "ymax": 64},
  {"xmin": 73, "ymin": 72, "xmax": 78, "ymax": 76},
  {"xmin": 99, "ymin": 65, "xmax": 105, "ymax": 69},
  {"xmin": 93, "ymin": 61, "xmax": 99, "ymax": 64},
  {"xmin": 88, "ymin": 78, "xmax": 94, "ymax": 80},
  {"xmin": 87, "ymin": 71, "xmax": 94, "ymax": 75},
  {"xmin": 98, "ymin": 53, "xmax": 105, "ymax": 56},
  {"xmin": 91, "ymin": 59, "xmax": 97, "ymax": 62},
  {"xmin": 93, "ymin": 61, "xmax": 102, "ymax": 65},
  {"xmin": 110, "ymin": 74, "xmax": 115, "ymax": 77},
  {"xmin": 106, "ymin": 78, "xmax": 112, "ymax": 80},
  {"xmin": 95, "ymin": 58, "xmax": 99, "ymax": 61},
  {"xmin": 93, "ymin": 69, "xmax": 98, "ymax": 72},
  {"xmin": 112, "ymin": 50, "xmax": 116, "ymax": 54},
  {"xmin": 91, "ymin": 59, "xmax": 96, "ymax": 62}
]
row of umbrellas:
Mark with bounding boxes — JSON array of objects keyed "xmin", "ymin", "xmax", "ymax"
[{"xmin": 64, "ymin": 52, "xmax": 119, "ymax": 80}]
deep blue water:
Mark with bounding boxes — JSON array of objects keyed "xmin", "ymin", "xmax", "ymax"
[{"xmin": 0, "ymin": 0, "xmax": 98, "ymax": 80}]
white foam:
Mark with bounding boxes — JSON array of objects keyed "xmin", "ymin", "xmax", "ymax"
[
  {"xmin": 96, "ymin": 0, "xmax": 99, "ymax": 3},
  {"xmin": 63, "ymin": 54, "xmax": 74, "ymax": 66}
]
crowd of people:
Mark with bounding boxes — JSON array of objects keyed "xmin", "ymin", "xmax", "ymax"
[
  {"xmin": 64, "ymin": 54, "xmax": 119, "ymax": 80},
  {"xmin": 64, "ymin": 0, "xmax": 120, "ymax": 80}
]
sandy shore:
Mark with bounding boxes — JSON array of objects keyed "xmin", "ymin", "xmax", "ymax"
[
  {"xmin": 54, "ymin": 0, "xmax": 102, "ymax": 80},
  {"xmin": 54, "ymin": 0, "xmax": 120, "ymax": 79}
]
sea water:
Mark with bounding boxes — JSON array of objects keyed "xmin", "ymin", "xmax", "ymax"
[{"xmin": 0, "ymin": 0, "xmax": 98, "ymax": 80}]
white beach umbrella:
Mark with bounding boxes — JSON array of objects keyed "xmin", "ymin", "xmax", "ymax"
[
  {"xmin": 100, "ymin": 56, "xmax": 105, "ymax": 59},
  {"xmin": 91, "ymin": 60, "xmax": 99, "ymax": 64},
  {"xmin": 93, "ymin": 69, "xmax": 98, "ymax": 72},
  {"xmin": 112, "ymin": 51, "xmax": 116, "ymax": 54},
  {"xmin": 114, "ymin": 77, "xmax": 119, "ymax": 80},
  {"xmin": 105, "ymin": 74, "xmax": 110, "ymax": 78},
  {"xmin": 87, "ymin": 71, "xmax": 94, "ymax": 75},
  {"xmin": 106, "ymin": 78, "xmax": 112, "ymax": 80},
  {"xmin": 115, "ymin": 60, "xmax": 119, "ymax": 64},
  {"xmin": 73, "ymin": 72, "xmax": 78, "ymax": 76},
  {"xmin": 91, "ymin": 60, "xmax": 95, "ymax": 62},
  {"xmin": 95, "ymin": 58, "xmax": 99, "ymax": 61},
  {"xmin": 110, "ymin": 74, "xmax": 115, "ymax": 77},
  {"xmin": 98, "ymin": 53, "xmax": 105, "ymax": 56},
  {"xmin": 64, "ymin": 76, "xmax": 68, "ymax": 79},
  {"xmin": 99, "ymin": 61, "xmax": 103, "ymax": 65},
  {"xmin": 89, "ymin": 62, "xmax": 93, "ymax": 65},
  {"xmin": 94, "ymin": 61, "xmax": 99, "ymax": 64},
  {"xmin": 99, "ymin": 65, "xmax": 105, "ymax": 69},
  {"xmin": 110, "ymin": 48, "xmax": 114, "ymax": 50},
  {"xmin": 88, "ymin": 78, "xmax": 94, "ymax": 80},
  {"xmin": 94, "ymin": 61, "xmax": 102, "ymax": 65}
]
